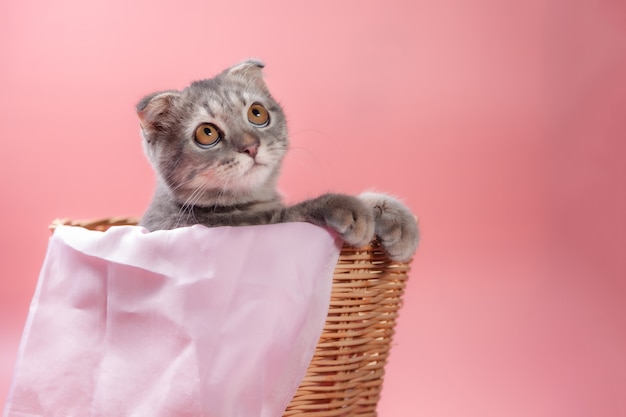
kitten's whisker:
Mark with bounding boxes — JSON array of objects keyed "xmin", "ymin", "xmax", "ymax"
[
  {"xmin": 189, "ymin": 184, "xmax": 208, "ymax": 224},
  {"xmin": 175, "ymin": 185, "xmax": 205, "ymax": 228},
  {"xmin": 169, "ymin": 176, "xmax": 196, "ymax": 194},
  {"xmin": 284, "ymin": 146, "xmax": 335, "ymax": 179},
  {"xmin": 214, "ymin": 178, "xmax": 231, "ymax": 212},
  {"xmin": 289, "ymin": 129, "xmax": 335, "ymax": 143}
]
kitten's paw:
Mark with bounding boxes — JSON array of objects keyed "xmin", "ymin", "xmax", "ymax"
[
  {"xmin": 359, "ymin": 192, "xmax": 419, "ymax": 261},
  {"xmin": 320, "ymin": 194, "xmax": 375, "ymax": 248}
]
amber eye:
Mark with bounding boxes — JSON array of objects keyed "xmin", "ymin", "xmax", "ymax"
[
  {"xmin": 194, "ymin": 123, "xmax": 222, "ymax": 148},
  {"xmin": 247, "ymin": 103, "xmax": 270, "ymax": 127}
]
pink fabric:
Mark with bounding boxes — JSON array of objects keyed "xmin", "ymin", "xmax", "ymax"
[{"xmin": 4, "ymin": 223, "xmax": 340, "ymax": 417}]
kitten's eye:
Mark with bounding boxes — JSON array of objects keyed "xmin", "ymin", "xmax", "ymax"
[
  {"xmin": 247, "ymin": 103, "xmax": 270, "ymax": 127},
  {"xmin": 194, "ymin": 123, "xmax": 222, "ymax": 148}
]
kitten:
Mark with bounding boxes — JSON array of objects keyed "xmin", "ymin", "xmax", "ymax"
[{"xmin": 137, "ymin": 59, "xmax": 419, "ymax": 261}]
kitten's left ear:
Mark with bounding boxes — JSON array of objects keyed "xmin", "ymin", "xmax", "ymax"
[
  {"xmin": 136, "ymin": 90, "xmax": 180, "ymax": 133},
  {"xmin": 225, "ymin": 59, "xmax": 267, "ymax": 89}
]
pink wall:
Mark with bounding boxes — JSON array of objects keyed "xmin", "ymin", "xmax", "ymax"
[{"xmin": 1, "ymin": 1, "xmax": 625, "ymax": 416}]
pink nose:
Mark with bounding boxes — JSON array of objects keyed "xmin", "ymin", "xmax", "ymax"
[
  {"xmin": 241, "ymin": 144, "xmax": 258, "ymax": 158},
  {"xmin": 238, "ymin": 133, "xmax": 260, "ymax": 158}
]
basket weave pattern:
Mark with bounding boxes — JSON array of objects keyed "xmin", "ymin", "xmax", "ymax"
[{"xmin": 51, "ymin": 217, "xmax": 412, "ymax": 417}]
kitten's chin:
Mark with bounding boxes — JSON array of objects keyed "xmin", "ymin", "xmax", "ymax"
[
  {"xmin": 235, "ymin": 162, "xmax": 275, "ymax": 191},
  {"xmin": 243, "ymin": 161, "xmax": 268, "ymax": 178}
]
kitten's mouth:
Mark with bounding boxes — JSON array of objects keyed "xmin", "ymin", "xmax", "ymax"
[
  {"xmin": 247, "ymin": 160, "xmax": 266, "ymax": 171},
  {"xmin": 239, "ymin": 160, "xmax": 272, "ymax": 188}
]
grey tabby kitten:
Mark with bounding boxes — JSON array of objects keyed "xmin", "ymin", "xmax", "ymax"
[{"xmin": 137, "ymin": 60, "xmax": 419, "ymax": 261}]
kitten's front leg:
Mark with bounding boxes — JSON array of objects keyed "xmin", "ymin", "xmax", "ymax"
[
  {"xmin": 359, "ymin": 192, "xmax": 419, "ymax": 261},
  {"xmin": 281, "ymin": 194, "xmax": 375, "ymax": 248}
]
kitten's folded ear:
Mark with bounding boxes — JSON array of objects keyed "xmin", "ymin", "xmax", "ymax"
[
  {"xmin": 136, "ymin": 91, "xmax": 180, "ymax": 133},
  {"xmin": 225, "ymin": 59, "xmax": 268, "ymax": 90},
  {"xmin": 227, "ymin": 59, "xmax": 265, "ymax": 71}
]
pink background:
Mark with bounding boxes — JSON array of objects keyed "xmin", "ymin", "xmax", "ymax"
[{"xmin": 1, "ymin": 1, "xmax": 625, "ymax": 416}]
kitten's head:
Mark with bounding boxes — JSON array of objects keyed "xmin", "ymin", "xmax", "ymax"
[{"xmin": 137, "ymin": 59, "xmax": 288, "ymax": 207}]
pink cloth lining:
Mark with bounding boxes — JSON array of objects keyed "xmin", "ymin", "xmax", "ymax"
[{"xmin": 4, "ymin": 223, "xmax": 340, "ymax": 417}]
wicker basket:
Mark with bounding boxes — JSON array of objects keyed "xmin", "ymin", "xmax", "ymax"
[{"xmin": 51, "ymin": 217, "xmax": 413, "ymax": 417}]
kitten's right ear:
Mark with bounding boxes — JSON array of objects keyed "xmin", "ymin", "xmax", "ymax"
[
  {"xmin": 136, "ymin": 91, "xmax": 180, "ymax": 133},
  {"xmin": 226, "ymin": 59, "xmax": 265, "ymax": 76},
  {"xmin": 225, "ymin": 59, "xmax": 267, "ymax": 90}
]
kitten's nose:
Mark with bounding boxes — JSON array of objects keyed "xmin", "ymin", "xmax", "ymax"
[
  {"xmin": 241, "ymin": 144, "xmax": 258, "ymax": 158},
  {"xmin": 238, "ymin": 134, "xmax": 259, "ymax": 158}
]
